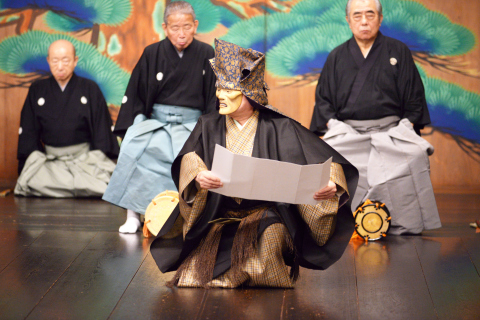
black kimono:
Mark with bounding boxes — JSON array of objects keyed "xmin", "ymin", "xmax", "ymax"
[
  {"xmin": 15, "ymin": 74, "xmax": 119, "ymax": 197},
  {"xmin": 113, "ymin": 37, "xmax": 216, "ymax": 138},
  {"xmin": 309, "ymin": 33, "xmax": 440, "ymax": 235},
  {"xmin": 17, "ymin": 73, "xmax": 119, "ymax": 173},
  {"xmin": 102, "ymin": 38, "xmax": 216, "ymax": 215},
  {"xmin": 310, "ymin": 32, "xmax": 430, "ymax": 135},
  {"xmin": 150, "ymin": 108, "xmax": 359, "ymax": 287}
]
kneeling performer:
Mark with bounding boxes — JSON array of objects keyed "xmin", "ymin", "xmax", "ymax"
[{"xmin": 150, "ymin": 39, "xmax": 359, "ymax": 288}]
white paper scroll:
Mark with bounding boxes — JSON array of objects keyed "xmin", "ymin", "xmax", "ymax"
[{"xmin": 210, "ymin": 144, "xmax": 331, "ymax": 205}]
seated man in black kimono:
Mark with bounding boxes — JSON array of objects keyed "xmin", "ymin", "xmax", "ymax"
[
  {"xmin": 149, "ymin": 39, "xmax": 359, "ymax": 288},
  {"xmin": 310, "ymin": 0, "xmax": 441, "ymax": 234},
  {"xmin": 15, "ymin": 39, "xmax": 119, "ymax": 197},
  {"xmin": 102, "ymin": 1, "xmax": 216, "ymax": 234}
]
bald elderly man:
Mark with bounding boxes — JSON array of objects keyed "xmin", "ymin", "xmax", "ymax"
[{"xmin": 15, "ymin": 39, "xmax": 119, "ymax": 197}]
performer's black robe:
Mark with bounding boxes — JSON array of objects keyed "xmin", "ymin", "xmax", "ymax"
[
  {"xmin": 151, "ymin": 108, "xmax": 359, "ymax": 276},
  {"xmin": 17, "ymin": 73, "xmax": 119, "ymax": 173},
  {"xmin": 310, "ymin": 32, "xmax": 431, "ymax": 135},
  {"xmin": 114, "ymin": 38, "xmax": 216, "ymax": 138}
]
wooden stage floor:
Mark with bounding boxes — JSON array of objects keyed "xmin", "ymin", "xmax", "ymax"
[{"xmin": 0, "ymin": 193, "xmax": 479, "ymax": 320}]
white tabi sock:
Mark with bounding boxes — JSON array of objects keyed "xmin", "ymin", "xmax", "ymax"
[{"xmin": 118, "ymin": 209, "xmax": 141, "ymax": 233}]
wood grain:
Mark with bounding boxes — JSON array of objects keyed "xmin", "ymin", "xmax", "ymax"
[
  {"xmin": 283, "ymin": 245, "xmax": 358, "ymax": 320},
  {"xmin": 0, "ymin": 197, "xmax": 126, "ymax": 231},
  {"xmin": 0, "ymin": 193, "xmax": 478, "ymax": 318},
  {"xmin": 461, "ymin": 236, "xmax": 480, "ymax": 276},
  {"xmin": 27, "ymin": 232, "xmax": 148, "ymax": 320},
  {"xmin": 110, "ymin": 253, "xmax": 207, "ymax": 320},
  {"xmin": 414, "ymin": 237, "xmax": 480, "ymax": 320},
  {"xmin": 0, "ymin": 230, "xmax": 96, "ymax": 319},
  {"xmin": 201, "ymin": 287, "xmax": 284, "ymax": 320},
  {"xmin": 0, "ymin": 229, "xmax": 43, "ymax": 272},
  {"xmin": 355, "ymin": 236, "xmax": 437, "ymax": 320}
]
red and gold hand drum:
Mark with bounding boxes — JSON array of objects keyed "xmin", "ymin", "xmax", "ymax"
[{"xmin": 354, "ymin": 199, "xmax": 391, "ymax": 241}]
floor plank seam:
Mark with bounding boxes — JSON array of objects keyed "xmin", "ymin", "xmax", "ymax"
[
  {"xmin": 23, "ymin": 231, "xmax": 99, "ymax": 320},
  {"xmin": 353, "ymin": 248, "xmax": 360, "ymax": 320},
  {"xmin": 280, "ymin": 289, "xmax": 286, "ymax": 319},
  {"xmin": 1, "ymin": 194, "xmax": 478, "ymax": 319},
  {"xmin": 460, "ymin": 237, "xmax": 480, "ymax": 278},
  {"xmin": 107, "ymin": 250, "xmax": 150, "ymax": 320},
  {"xmin": 194, "ymin": 289, "xmax": 209, "ymax": 320},
  {"xmin": 412, "ymin": 238, "xmax": 440, "ymax": 320},
  {"xmin": 0, "ymin": 230, "xmax": 45, "ymax": 274}
]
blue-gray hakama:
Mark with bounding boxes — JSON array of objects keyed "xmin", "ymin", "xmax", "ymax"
[{"xmin": 102, "ymin": 105, "xmax": 201, "ymax": 214}]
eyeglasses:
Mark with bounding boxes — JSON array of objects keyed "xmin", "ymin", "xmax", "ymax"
[{"xmin": 352, "ymin": 12, "xmax": 377, "ymax": 22}]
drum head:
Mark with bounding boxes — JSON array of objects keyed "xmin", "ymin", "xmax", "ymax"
[
  {"xmin": 144, "ymin": 190, "xmax": 179, "ymax": 236},
  {"xmin": 354, "ymin": 200, "xmax": 391, "ymax": 241}
]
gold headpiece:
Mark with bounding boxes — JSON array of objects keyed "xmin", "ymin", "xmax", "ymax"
[{"xmin": 209, "ymin": 39, "xmax": 269, "ymax": 106}]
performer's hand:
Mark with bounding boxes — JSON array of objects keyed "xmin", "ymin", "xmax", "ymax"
[
  {"xmin": 314, "ymin": 180, "xmax": 337, "ymax": 200},
  {"xmin": 195, "ymin": 170, "xmax": 223, "ymax": 189}
]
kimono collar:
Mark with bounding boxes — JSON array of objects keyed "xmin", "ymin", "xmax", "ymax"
[
  {"xmin": 165, "ymin": 36, "xmax": 196, "ymax": 58},
  {"xmin": 349, "ymin": 32, "xmax": 384, "ymax": 67},
  {"xmin": 49, "ymin": 72, "xmax": 78, "ymax": 92}
]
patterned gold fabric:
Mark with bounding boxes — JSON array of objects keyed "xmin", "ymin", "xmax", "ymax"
[
  {"xmin": 178, "ymin": 152, "xmax": 208, "ymax": 236},
  {"xmin": 209, "ymin": 39, "xmax": 269, "ymax": 106},
  {"xmin": 202, "ymin": 224, "xmax": 293, "ymax": 288},
  {"xmin": 225, "ymin": 110, "xmax": 259, "ymax": 204},
  {"xmin": 174, "ymin": 114, "xmax": 349, "ymax": 288},
  {"xmin": 297, "ymin": 163, "xmax": 348, "ymax": 246},
  {"xmin": 226, "ymin": 110, "xmax": 259, "ymax": 157}
]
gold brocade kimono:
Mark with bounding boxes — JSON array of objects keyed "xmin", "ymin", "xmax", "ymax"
[{"xmin": 171, "ymin": 111, "xmax": 349, "ymax": 288}]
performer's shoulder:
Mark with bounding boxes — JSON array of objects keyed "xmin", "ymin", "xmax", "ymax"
[
  {"xmin": 260, "ymin": 110, "xmax": 333, "ymax": 150},
  {"xmin": 192, "ymin": 39, "xmax": 215, "ymax": 56},
  {"xmin": 28, "ymin": 79, "xmax": 45, "ymax": 92},
  {"xmin": 195, "ymin": 39, "xmax": 214, "ymax": 51},
  {"xmin": 329, "ymin": 39, "xmax": 350, "ymax": 56},
  {"xmin": 76, "ymin": 75, "xmax": 102, "ymax": 92},
  {"xmin": 143, "ymin": 41, "xmax": 164, "ymax": 55},
  {"xmin": 260, "ymin": 109, "xmax": 303, "ymax": 129},
  {"xmin": 265, "ymin": 109, "xmax": 322, "ymax": 134}
]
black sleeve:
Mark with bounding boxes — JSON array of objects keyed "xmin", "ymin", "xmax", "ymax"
[
  {"xmin": 310, "ymin": 53, "xmax": 338, "ymax": 135},
  {"xmin": 17, "ymin": 86, "xmax": 43, "ymax": 174},
  {"xmin": 89, "ymin": 82, "xmax": 120, "ymax": 159},
  {"xmin": 113, "ymin": 50, "xmax": 150, "ymax": 138},
  {"xmin": 203, "ymin": 48, "xmax": 217, "ymax": 114},
  {"xmin": 397, "ymin": 45, "xmax": 431, "ymax": 129}
]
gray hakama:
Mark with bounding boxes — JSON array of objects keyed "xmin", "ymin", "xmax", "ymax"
[
  {"xmin": 323, "ymin": 116, "xmax": 441, "ymax": 234},
  {"xmin": 102, "ymin": 104, "xmax": 201, "ymax": 214},
  {"xmin": 15, "ymin": 143, "xmax": 116, "ymax": 197}
]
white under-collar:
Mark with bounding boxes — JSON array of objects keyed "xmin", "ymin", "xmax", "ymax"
[
  {"xmin": 363, "ymin": 45, "xmax": 372, "ymax": 58},
  {"xmin": 177, "ymin": 49, "xmax": 184, "ymax": 58},
  {"xmin": 57, "ymin": 79, "xmax": 70, "ymax": 92},
  {"xmin": 233, "ymin": 118, "xmax": 250, "ymax": 130}
]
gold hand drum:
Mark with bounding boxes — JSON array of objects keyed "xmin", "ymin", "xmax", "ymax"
[{"xmin": 144, "ymin": 190, "xmax": 180, "ymax": 237}]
